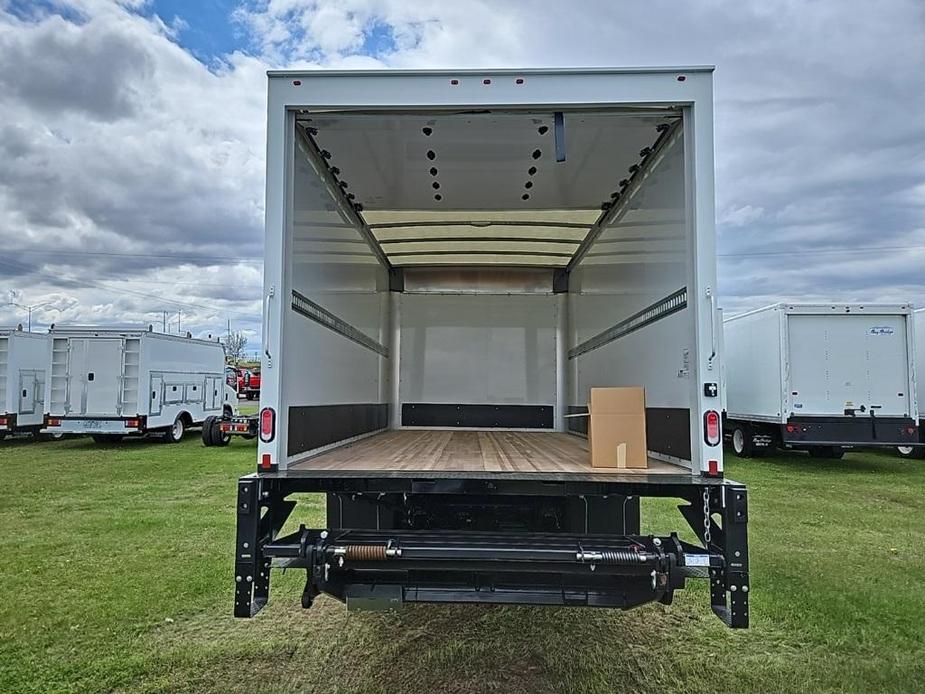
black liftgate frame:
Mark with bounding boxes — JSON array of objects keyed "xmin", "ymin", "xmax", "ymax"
[{"xmin": 234, "ymin": 473, "xmax": 749, "ymax": 628}]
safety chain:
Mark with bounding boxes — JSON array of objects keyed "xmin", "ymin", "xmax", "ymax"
[{"xmin": 702, "ymin": 488, "xmax": 712, "ymax": 547}]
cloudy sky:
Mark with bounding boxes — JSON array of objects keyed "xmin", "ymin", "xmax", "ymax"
[{"xmin": 1, "ymin": 0, "xmax": 924, "ymax": 346}]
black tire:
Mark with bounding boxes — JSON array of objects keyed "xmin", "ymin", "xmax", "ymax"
[
  {"xmin": 0, "ymin": 431, "xmax": 6, "ymax": 441},
  {"xmin": 731, "ymin": 425, "xmax": 756, "ymax": 458},
  {"xmin": 214, "ymin": 419, "xmax": 231, "ymax": 446},
  {"xmin": 202, "ymin": 416, "xmax": 230, "ymax": 447},
  {"xmin": 92, "ymin": 434, "xmax": 123, "ymax": 444},
  {"xmin": 896, "ymin": 445, "xmax": 925, "ymax": 459},
  {"xmin": 808, "ymin": 446, "xmax": 844, "ymax": 459},
  {"xmin": 202, "ymin": 416, "xmax": 217, "ymax": 446},
  {"xmin": 163, "ymin": 415, "xmax": 186, "ymax": 444}
]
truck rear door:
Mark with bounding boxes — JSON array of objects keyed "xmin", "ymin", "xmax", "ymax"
[
  {"xmin": 788, "ymin": 314, "xmax": 911, "ymax": 417},
  {"xmin": 68, "ymin": 338, "xmax": 124, "ymax": 415}
]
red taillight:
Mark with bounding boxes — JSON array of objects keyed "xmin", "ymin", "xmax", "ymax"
[
  {"xmin": 786, "ymin": 424, "xmax": 796, "ymax": 433},
  {"xmin": 907, "ymin": 427, "xmax": 916, "ymax": 435},
  {"xmin": 259, "ymin": 408, "xmax": 275, "ymax": 443},
  {"xmin": 0, "ymin": 417, "xmax": 7, "ymax": 427},
  {"xmin": 47, "ymin": 418, "xmax": 61, "ymax": 427},
  {"xmin": 704, "ymin": 410, "xmax": 721, "ymax": 446},
  {"xmin": 125, "ymin": 418, "xmax": 140, "ymax": 428}
]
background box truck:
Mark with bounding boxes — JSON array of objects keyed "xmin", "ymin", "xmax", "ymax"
[
  {"xmin": 44, "ymin": 326, "xmax": 233, "ymax": 442},
  {"xmin": 0, "ymin": 326, "xmax": 51, "ymax": 438},
  {"xmin": 236, "ymin": 67, "xmax": 750, "ymax": 628},
  {"xmin": 898, "ymin": 307, "xmax": 924, "ymax": 458},
  {"xmin": 724, "ymin": 304, "xmax": 919, "ymax": 458}
]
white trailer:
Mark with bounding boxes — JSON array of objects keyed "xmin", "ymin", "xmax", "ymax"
[
  {"xmin": 0, "ymin": 326, "xmax": 52, "ymax": 438},
  {"xmin": 234, "ymin": 67, "xmax": 749, "ymax": 628},
  {"xmin": 43, "ymin": 326, "xmax": 234, "ymax": 442},
  {"xmin": 724, "ymin": 304, "xmax": 919, "ymax": 458},
  {"xmin": 898, "ymin": 307, "xmax": 925, "ymax": 458}
]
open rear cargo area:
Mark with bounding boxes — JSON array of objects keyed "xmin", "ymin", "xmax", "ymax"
[
  {"xmin": 239, "ymin": 68, "xmax": 746, "ymax": 628},
  {"xmin": 268, "ymin": 70, "xmax": 718, "ymax": 478}
]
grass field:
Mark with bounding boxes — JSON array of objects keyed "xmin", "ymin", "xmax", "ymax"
[{"xmin": 1, "ymin": 430, "xmax": 923, "ymax": 694}]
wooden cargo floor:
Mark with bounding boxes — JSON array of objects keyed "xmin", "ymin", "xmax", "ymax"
[{"xmin": 292, "ymin": 429, "xmax": 686, "ymax": 474}]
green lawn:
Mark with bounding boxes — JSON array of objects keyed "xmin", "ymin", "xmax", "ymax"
[{"xmin": 1, "ymin": 433, "xmax": 923, "ymax": 693}]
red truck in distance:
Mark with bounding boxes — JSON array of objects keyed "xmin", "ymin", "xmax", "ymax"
[{"xmin": 225, "ymin": 366, "xmax": 261, "ymax": 400}]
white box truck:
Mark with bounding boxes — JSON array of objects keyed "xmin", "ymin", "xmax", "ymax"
[
  {"xmin": 0, "ymin": 326, "xmax": 52, "ymax": 438},
  {"xmin": 898, "ymin": 307, "xmax": 925, "ymax": 458},
  {"xmin": 235, "ymin": 67, "xmax": 749, "ymax": 628},
  {"xmin": 43, "ymin": 326, "xmax": 234, "ymax": 442},
  {"xmin": 724, "ymin": 304, "xmax": 919, "ymax": 458}
]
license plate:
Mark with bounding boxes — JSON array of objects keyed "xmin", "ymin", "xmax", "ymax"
[{"xmin": 79, "ymin": 420, "xmax": 107, "ymax": 431}]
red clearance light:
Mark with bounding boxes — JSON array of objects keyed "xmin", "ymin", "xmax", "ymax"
[
  {"xmin": 786, "ymin": 424, "xmax": 796, "ymax": 433},
  {"xmin": 707, "ymin": 459, "xmax": 720, "ymax": 476},
  {"xmin": 261, "ymin": 453, "xmax": 272, "ymax": 470},
  {"xmin": 703, "ymin": 410, "xmax": 721, "ymax": 446},
  {"xmin": 259, "ymin": 408, "xmax": 275, "ymax": 443},
  {"xmin": 908, "ymin": 427, "xmax": 916, "ymax": 435}
]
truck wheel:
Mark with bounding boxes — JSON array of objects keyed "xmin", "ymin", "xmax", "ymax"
[
  {"xmin": 731, "ymin": 426, "xmax": 756, "ymax": 458},
  {"xmin": 809, "ymin": 446, "xmax": 844, "ymax": 460},
  {"xmin": 896, "ymin": 445, "xmax": 925, "ymax": 459},
  {"xmin": 202, "ymin": 416, "xmax": 217, "ymax": 446},
  {"xmin": 164, "ymin": 416, "xmax": 185, "ymax": 444},
  {"xmin": 92, "ymin": 434, "xmax": 123, "ymax": 444}
]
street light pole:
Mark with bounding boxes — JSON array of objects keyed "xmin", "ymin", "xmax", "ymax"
[{"xmin": 8, "ymin": 298, "xmax": 55, "ymax": 331}]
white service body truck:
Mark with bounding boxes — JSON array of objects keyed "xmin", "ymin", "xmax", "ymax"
[
  {"xmin": 234, "ymin": 67, "xmax": 750, "ymax": 628},
  {"xmin": 0, "ymin": 327, "xmax": 52, "ymax": 438},
  {"xmin": 44, "ymin": 326, "xmax": 233, "ymax": 442},
  {"xmin": 724, "ymin": 304, "xmax": 919, "ymax": 458}
]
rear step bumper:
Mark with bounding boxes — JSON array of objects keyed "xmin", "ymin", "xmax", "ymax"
[
  {"xmin": 233, "ymin": 474, "xmax": 750, "ymax": 628},
  {"xmin": 783, "ymin": 415, "xmax": 918, "ymax": 447}
]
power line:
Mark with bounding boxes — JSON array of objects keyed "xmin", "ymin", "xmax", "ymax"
[
  {"xmin": 718, "ymin": 244, "xmax": 925, "ymax": 259},
  {"xmin": 6, "ymin": 248, "xmax": 262, "ymax": 264}
]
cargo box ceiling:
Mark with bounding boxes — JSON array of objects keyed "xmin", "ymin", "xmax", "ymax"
[{"xmin": 294, "ymin": 110, "xmax": 680, "ymax": 267}]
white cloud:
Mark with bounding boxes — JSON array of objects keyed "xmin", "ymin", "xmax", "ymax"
[{"xmin": 1, "ymin": 0, "xmax": 924, "ymax": 335}]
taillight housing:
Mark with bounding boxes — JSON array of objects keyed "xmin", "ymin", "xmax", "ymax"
[
  {"xmin": 46, "ymin": 418, "xmax": 61, "ymax": 427},
  {"xmin": 0, "ymin": 416, "xmax": 8, "ymax": 427},
  {"xmin": 125, "ymin": 418, "xmax": 140, "ymax": 428},
  {"xmin": 259, "ymin": 407, "xmax": 275, "ymax": 443},
  {"xmin": 704, "ymin": 410, "xmax": 721, "ymax": 446}
]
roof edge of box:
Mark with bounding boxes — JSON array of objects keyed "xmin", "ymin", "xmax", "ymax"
[{"xmin": 266, "ymin": 66, "xmax": 716, "ymax": 78}]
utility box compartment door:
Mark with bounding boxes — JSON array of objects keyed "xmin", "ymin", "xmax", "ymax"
[
  {"xmin": 205, "ymin": 376, "xmax": 222, "ymax": 411},
  {"xmin": 18, "ymin": 370, "xmax": 40, "ymax": 415},
  {"xmin": 150, "ymin": 374, "xmax": 164, "ymax": 416},
  {"xmin": 787, "ymin": 314, "xmax": 911, "ymax": 416}
]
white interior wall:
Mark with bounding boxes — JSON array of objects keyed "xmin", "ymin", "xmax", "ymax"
[
  {"xmin": 284, "ymin": 136, "xmax": 390, "ymax": 413},
  {"xmin": 398, "ymin": 293, "xmax": 558, "ymax": 411},
  {"xmin": 568, "ymin": 134, "xmax": 689, "ymax": 409}
]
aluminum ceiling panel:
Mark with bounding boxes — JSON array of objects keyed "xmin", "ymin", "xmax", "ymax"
[{"xmin": 307, "ymin": 112, "xmax": 674, "ymax": 212}]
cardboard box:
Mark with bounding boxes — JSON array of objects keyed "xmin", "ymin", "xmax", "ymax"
[{"xmin": 588, "ymin": 387, "xmax": 648, "ymax": 469}]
